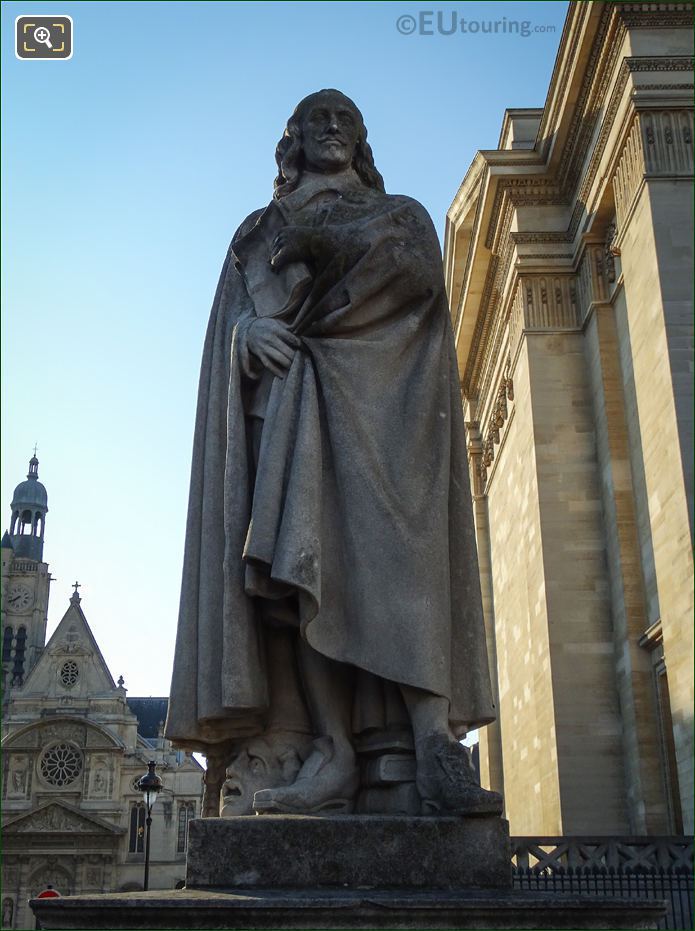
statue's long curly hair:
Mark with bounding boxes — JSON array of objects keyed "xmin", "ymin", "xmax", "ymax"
[{"xmin": 274, "ymin": 89, "xmax": 385, "ymax": 197}]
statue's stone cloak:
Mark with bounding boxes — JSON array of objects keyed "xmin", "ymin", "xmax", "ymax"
[{"xmin": 165, "ymin": 181, "xmax": 495, "ymax": 751}]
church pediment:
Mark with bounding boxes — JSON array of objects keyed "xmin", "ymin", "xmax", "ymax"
[
  {"xmin": 20, "ymin": 600, "xmax": 118, "ymax": 697},
  {"xmin": 3, "ymin": 801, "xmax": 124, "ymax": 835}
]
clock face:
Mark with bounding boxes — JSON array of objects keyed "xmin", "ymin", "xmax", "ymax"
[{"xmin": 7, "ymin": 583, "xmax": 33, "ymax": 613}]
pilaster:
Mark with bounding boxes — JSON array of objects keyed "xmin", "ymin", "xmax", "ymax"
[
  {"xmin": 611, "ymin": 104, "xmax": 694, "ymax": 831},
  {"xmin": 466, "ymin": 423, "xmax": 505, "ymax": 801},
  {"xmin": 578, "ymin": 241, "xmax": 670, "ymax": 833}
]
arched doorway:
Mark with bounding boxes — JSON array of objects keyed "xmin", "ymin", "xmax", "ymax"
[{"xmin": 29, "ymin": 865, "xmax": 73, "ymax": 899}]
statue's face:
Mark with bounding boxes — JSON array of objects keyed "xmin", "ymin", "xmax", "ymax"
[
  {"xmin": 220, "ymin": 737, "xmax": 302, "ymax": 816},
  {"xmin": 300, "ymin": 93, "xmax": 360, "ymax": 174}
]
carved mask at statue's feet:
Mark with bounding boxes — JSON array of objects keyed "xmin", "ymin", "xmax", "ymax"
[
  {"xmin": 252, "ymin": 736, "xmax": 359, "ymax": 815},
  {"xmin": 220, "ymin": 735, "xmax": 308, "ymax": 817},
  {"xmin": 416, "ymin": 734, "xmax": 504, "ymax": 816}
]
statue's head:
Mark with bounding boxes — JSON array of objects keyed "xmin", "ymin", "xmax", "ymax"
[
  {"xmin": 219, "ymin": 732, "xmax": 313, "ymax": 816},
  {"xmin": 275, "ymin": 89, "xmax": 385, "ymax": 197}
]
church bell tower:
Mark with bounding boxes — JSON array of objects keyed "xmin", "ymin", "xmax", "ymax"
[
  {"xmin": 8, "ymin": 454, "xmax": 47, "ymax": 561},
  {"xmin": 1, "ymin": 454, "xmax": 51, "ymax": 690}
]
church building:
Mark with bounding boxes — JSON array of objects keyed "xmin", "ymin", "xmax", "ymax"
[{"xmin": 1, "ymin": 456, "xmax": 203, "ymax": 931}]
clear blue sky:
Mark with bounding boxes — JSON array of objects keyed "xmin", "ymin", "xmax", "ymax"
[{"xmin": 2, "ymin": 0, "xmax": 568, "ymax": 697}]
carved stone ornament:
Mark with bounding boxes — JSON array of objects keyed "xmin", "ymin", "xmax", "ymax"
[
  {"xmin": 39, "ymin": 743, "xmax": 83, "ymax": 788},
  {"xmin": 7, "ymin": 755, "xmax": 30, "ymax": 798},
  {"xmin": 39, "ymin": 722, "xmax": 86, "ymax": 745},
  {"xmin": 479, "ymin": 360, "xmax": 515, "ymax": 488},
  {"xmin": 12, "ymin": 804, "xmax": 97, "ymax": 834}
]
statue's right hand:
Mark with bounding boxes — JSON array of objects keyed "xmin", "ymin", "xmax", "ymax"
[{"xmin": 246, "ymin": 318, "xmax": 301, "ymax": 378}]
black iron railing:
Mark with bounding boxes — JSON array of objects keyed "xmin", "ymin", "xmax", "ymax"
[{"xmin": 511, "ymin": 836, "xmax": 694, "ymax": 930}]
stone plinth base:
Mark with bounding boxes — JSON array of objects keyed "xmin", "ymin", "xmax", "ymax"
[
  {"xmin": 186, "ymin": 814, "xmax": 511, "ymax": 890},
  {"xmin": 30, "ymin": 888, "xmax": 665, "ymax": 929},
  {"xmin": 30, "ymin": 816, "xmax": 666, "ymax": 929}
]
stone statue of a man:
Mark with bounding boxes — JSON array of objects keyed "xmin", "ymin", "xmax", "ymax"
[{"xmin": 165, "ymin": 89, "xmax": 502, "ymax": 817}]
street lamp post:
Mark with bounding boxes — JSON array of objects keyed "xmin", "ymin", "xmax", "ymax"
[{"xmin": 137, "ymin": 760, "xmax": 163, "ymax": 892}]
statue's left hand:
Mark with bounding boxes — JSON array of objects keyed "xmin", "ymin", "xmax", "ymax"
[{"xmin": 270, "ymin": 227, "xmax": 315, "ymax": 270}]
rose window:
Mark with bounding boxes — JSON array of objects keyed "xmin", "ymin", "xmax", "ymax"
[
  {"xmin": 40, "ymin": 743, "xmax": 83, "ymax": 787},
  {"xmin": 60, "ymin": 660, "xmax": 79, "ymax": 688}
]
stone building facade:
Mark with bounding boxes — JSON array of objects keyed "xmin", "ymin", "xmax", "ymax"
[
  {"xmin": 1, "ymin": 457, "xmax": 203, "ymax": 931},
  {"xmin": 444, "ymin": 1, "xmax": 693, "ymax": 837}
]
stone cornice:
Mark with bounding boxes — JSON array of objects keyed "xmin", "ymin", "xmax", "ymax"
[
  {"xmin": 497, "ymin": 107, "xmax": 544, "ymax": 150},
  {"xmin": 450, "ymin": 46, "xmax": 694, "ymax": 401},
  {"xmin": 617, "ymin": 2, "xmax": 694, "ymax": 28},
  {"xmin": 444, "ymin": 156, "xmax": 486, "ymax": 306},
  {"xmin": 538, "ymin": 3, "xmax": 693, "ymax": 164},
  {"xmin": 536, "ymin": 1, "xmax": 595, "ymax": 165},
  {"xmin": 556, "ymin": 5, "xmax": 623, "ymax": 197},
  {"xmin": 446, "ymin": 153, "xmax": 485, "ymax": 227}
]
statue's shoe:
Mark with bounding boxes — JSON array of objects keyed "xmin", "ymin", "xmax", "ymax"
[
  {"xmin": 252, "ymin": 737, "xmax": 359, "ymax": 815},
  {"xmin": 417, "ymin": 734, "xmax": 504, "ymax": 816}
]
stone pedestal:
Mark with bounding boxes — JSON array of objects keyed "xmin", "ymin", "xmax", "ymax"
[
  {"xmin": 186, "ymin": 814, "xmax": 511, "ymax": 890},
  {"xmin": 30, "ymin": 815, "xmax": 665, "ymax": 929}
]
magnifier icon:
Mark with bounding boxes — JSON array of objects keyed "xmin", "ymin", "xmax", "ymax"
[{"xmin": 33, "ymin": 26, "xmax": 53, "ymax": 49}]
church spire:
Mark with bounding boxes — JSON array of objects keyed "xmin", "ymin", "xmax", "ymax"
[{"xmin": 7, "ymin": 453, "xmax": 49, "ymax": 562}]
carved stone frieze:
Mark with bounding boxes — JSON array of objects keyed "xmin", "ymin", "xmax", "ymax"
[
  {"xmin": 38, "ymin": 722, "xmax": 87, "ymax": 745},
  {"xmin": 640, "ymin": 109, "xmax": 694, "ymax": 175},
  {"xmin": 617, "ymin": 3, "xmax": 694, "ymax": 29},
  {"xmin": 614, "ymin": 109, "xmax": 694, "ymax": 228},
  {"xmin": 10, "ymin": 804, "xmax": 97, "ymax": 834},
  {"xmin": 514, "ymin": 275, "xmax": 580, "ymax": 333},
  {"xmin": 627, "ymin": 56, "xmax": 695, "ymax": 74},
  {"xmin": 638, "ymin": 83, "xmax": 694, "ymax": 91}
]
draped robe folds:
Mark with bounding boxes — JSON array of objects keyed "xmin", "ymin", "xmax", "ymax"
[{"xmin": 165, "ymin": 176, "xmax": 495, "ymax": 752}]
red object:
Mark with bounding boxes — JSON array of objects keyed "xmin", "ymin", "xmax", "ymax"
[{"xmin": 36, "ymin": 889, "xmax": 61, "ymax": 899}]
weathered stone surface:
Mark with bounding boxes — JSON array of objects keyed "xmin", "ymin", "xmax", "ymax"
[
  {"xmin": 165, "ymin": 88, "xmax": 500, "ymax": 821},
  {"xmin": 362, "ymin": 753, "xmax": 417, "ymax": 785},
  {"xmin": 30, "ymin": 888, "xmax": 666, "ymax": 930},
  {"xmin": 356, "ymin": 782, "xmax": 421, "ymax": 814},
  {"xmin": 186, "ymin": 814, "xmax": 512, "ymax": 890}
]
